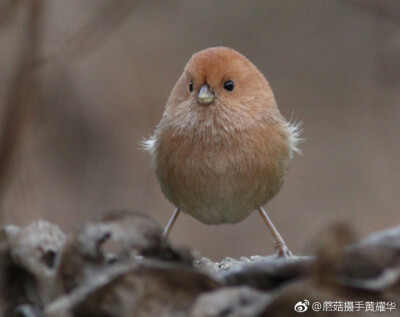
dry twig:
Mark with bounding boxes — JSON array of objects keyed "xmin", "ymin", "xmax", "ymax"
[{"xmin": 0, "ymin": 0, "xmax": 44, "ymax": 224}]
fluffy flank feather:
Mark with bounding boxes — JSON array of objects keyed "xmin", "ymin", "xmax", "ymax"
[
  {"xmin": 287, "ymin": 120, "xmax": 304, "ymax": 156},
  {"xmin": 140, "ymin": 135, "xmax": 157, "ymax": 156}
]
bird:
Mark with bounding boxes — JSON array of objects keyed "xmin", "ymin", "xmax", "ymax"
[{"xmin": 143, "ymin": 47, "xmax": 301, "ymax": 257}]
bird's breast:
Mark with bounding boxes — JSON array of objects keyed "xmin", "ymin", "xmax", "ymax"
[{"xmin": 155, "ymin": 121, "xmax": 290, "ymax": 224}]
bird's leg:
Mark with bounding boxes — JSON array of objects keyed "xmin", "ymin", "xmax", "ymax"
[
  {"xmin": 258, "ymin": 207, "xmax": 293, "ymax": 258},
  {"xmin": 163, "ymin": 208, "xmax": 180, "ymax": 240}
]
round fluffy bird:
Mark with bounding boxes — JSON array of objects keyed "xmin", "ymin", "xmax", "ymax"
[{"xmin": 144, "ymin": 47, "xmax": 301, "ymax": 257}]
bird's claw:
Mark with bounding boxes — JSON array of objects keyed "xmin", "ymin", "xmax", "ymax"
[{"xmin": 274, "ymin": 242, "xmax": 293, "ymax": 258}]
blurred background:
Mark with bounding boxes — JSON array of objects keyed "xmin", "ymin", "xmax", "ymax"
[{"xmin": 0, "ymin": 0, "xmax": 399, "ymax": 259}]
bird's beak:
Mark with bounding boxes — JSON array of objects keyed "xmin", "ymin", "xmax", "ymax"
[{"xmin": 197, "ymin": 84, "xmax": 215, "ymax": 105}]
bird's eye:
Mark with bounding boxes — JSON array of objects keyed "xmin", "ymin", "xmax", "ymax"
[
  {"xmin": 223, "ymin": 80, "xmax": 235, "ymax": 92},
  {"xmin": 189, "ymin": 80, "xmax": 193, "ymax": 92}
]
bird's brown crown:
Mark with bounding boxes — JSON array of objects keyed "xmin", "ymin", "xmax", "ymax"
[{"xmin": 183, "ymin": 47, "xmax": 269, "ymax": 102}]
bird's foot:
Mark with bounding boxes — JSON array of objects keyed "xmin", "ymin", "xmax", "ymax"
[{"xmin": 274, "ymin": 241, "xmax": 293, "ymax": 258}]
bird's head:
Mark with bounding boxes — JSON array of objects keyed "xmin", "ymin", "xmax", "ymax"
[{"xmin": 171, "ymin": 47, "xmax": 276, "ymax": 109}]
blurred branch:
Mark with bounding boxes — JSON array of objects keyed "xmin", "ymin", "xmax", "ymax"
[
  {"xmin": 337, "ymin": 0, "xmax": 400, "ymax": 25},
  {"xmin": 0, "ymin": 0, "xmax": 44, "ymax": 224},
  {"xmin": 38, "ymin": 0, "xmax": 141, "ymax": 66},
  {"xmin": 0, "ymin": 0, "xmax": 141, "ymax": 224},
  {"xmin": 0, "ymin": 0, "xmax": 22, "ymax": 28}
]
